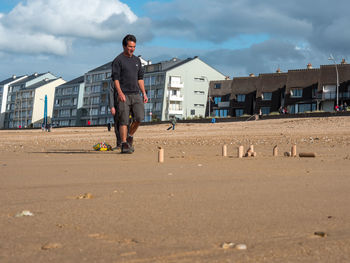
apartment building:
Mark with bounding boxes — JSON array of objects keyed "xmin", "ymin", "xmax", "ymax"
[
  {"xmin": 144, "ymin": 56, "xmax": 226, "ymax": 121},
  {"xmin": 0, "ymin": 75, "xmax": 27, "ymax": 128},
  {"xmin": 4, "ymin": 72, "xmax": 65, "ymax": 128},
  {"xmin": 52, "ymin": 76, "xmax": 85, "ymax": 127}
]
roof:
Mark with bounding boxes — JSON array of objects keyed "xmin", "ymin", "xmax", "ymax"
[
  {"xmin": 144, "ymin": 57, "xmax": 195, "ymax": 73},
  {"xmin": 231, "ymin": 76, "xmax": 259, "ymax": 99},
  {"xmin": 0, "ymin": 75, "xmax": 26, "ymax": 85},
  {"xmin": 257, "ymin": 73, "xmax": 287, "ymax": 97},
  {"xmin": 10, "ymin": 73, "xmax": 46, "ymax": 86},
  {"xmin": 60, "ymin": 76, "xmax": 84, "ymax": 86},
  {"xmin": 88, "ymin": 62, "xmax": 112, "ymax": 73},
  {"xmin": 318, "ymin": 63, "xmax": 350, "ymax": 90},
  {"xmin": 25, "ymin": 78, "xmax": 58, "ymax": 90},
  {"xmin": 286, "ymin": 68, "xmax": 320, "ymax": 94},
  {"xmin": 209, "ymin": 80, "xmax": 233, "ymax": 97}
]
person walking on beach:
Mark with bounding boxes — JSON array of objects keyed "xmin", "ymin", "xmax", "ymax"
[
  {"xmin": 109, "ymin": 84, "xmax": 121, "ymax": 149},
  {"xmin": 111, "ymin": 34, "xmax": 148, "ymax": 154}
]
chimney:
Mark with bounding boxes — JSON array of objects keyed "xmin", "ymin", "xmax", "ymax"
[
  {"xmin": 341, "ymin": 58, "xmax": 347, "ymax": 64},
  {"xmin": 225, "ymin": 76, "xmax": 230, "ymax": 80},
  {"xmin": 276, "ymin": 68, "xmax": 282, "ymax": 73},
  {"xmin": 249, "ymin": 73, "xmax": 255, "ymax": 77},
  {"xmin": 307, "ymin": 63, "xmax": 312, "ymax": 69}
]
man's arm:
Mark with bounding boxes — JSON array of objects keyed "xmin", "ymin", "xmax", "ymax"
[
  {"xmin": 114, "ymin": 80, "xmax": 126, "ymax": 102},
  {"xmin": 138, "ymin": 79, "xmax": 148, "ymax": 103}
]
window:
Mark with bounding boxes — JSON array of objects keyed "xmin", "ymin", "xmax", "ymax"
[
  {"xmin": 55, "ymin": 99, "xmax": 60, "ymax": 106},
  {"xmin": 60, "ymin": 109, "xmax": 70, "ymax": 117},
  {"xmin": 73, "ymin": 86, "xmax": 79, "ymax": 94},
  {"xmin": 237, "ymin": 94, "xmax": 245, "ymax": 102},
  {"xmin": 191, "ymin": 109, "xmax": 195, "ymax": 115},
  {"xmin": 100, "ymin": 106, "xmax": 106, "ymax": 114},
  {"xmin": 156, "ymin": 89, "xmax": 163, "ymax": 97},
  {"xmin": 71, "ymin": 109, "xmax": 77, "ymax": 116},
  {"xmin": 73, "ymin": 98, "xmax": 77, "ymax": 106},
  {"xmin": 291, "ymin": 88, "xmax": 303, "ymax": 97},
  {"xmin": 155, "ymin": 103, "xmax": 162, "ymax": 111},
  {"xmin": 214, "ymin": 97, "xmax": 221, "ymax": 104},
  {"xmin": 261, "ymin": 107, "xmax": 270, "ymax": 115},
  {"xmin": 235, "ymin": 109, "xmax": 244, "ymax": 117},
  {"xmin": 262, "ymin": 92, "xmax": 272, "ymax": 100},
  {"xmin": 214, "ymin": 83, "xmax": 221, "ymax": 89},
  {"xmin": 312, "ymin": 88, "xmax": 317, "ymax": 98},
  {"xmin": 91, "ymin": 108, "xmax": 99, "ymax": 115},
  {"xmin": 91, "ymin": 85, "xmax": 101, "ymax": 93}
]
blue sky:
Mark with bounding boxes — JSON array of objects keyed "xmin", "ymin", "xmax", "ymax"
[{"xmin": 0, "ymin": 0, "xmax": 349, "ymax": 81}]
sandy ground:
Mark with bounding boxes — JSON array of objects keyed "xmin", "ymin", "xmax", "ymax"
[{"xmin": 1, "ymin": 116, "xmax": 350, "ymax": 262}]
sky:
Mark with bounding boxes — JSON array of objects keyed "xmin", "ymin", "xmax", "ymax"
[{"xmin": 0, "ymin": 0, "xmax": 349, "ymax": 81}]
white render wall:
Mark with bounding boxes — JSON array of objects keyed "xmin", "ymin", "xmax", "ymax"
[
  {"xmin": 32, "ymin": 78, "xmax": 66, "ymax": 125},
  {"xmin": 0, "ymin": 76, "xmax": 27, "ymax": 128},
  {"xmin": 163, "ymin": 58, "xmax": 226, "ymax": 120}
]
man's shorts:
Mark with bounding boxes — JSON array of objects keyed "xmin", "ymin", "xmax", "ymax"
[{"xmin": 117, "ymin": 93, "xmax": 144, "ymax": 125}]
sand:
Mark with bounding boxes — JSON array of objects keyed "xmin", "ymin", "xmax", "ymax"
[{"xmin": 1, "ymin": 116, "xmax": 350, "ymax": 262}]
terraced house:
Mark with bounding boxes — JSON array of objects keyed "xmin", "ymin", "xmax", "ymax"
[{"xmin": 209, "ymin": 61, "xmax": 350, "ymax": 117}]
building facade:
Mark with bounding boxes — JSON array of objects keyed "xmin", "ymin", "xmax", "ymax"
[
  {"xmin": 209, "ymin": 62, "xmax": 350, "ymax": 117},
  {"xmin": 3, "ymin": 72, "xmax": 65, "ymax": 128},
  {"xmin": 0, "ymin": 75, "xmax": 27, "ymax": 128},
  {"xmin": 52, "ymin": 76, "xmax": 85, "ymax": 127},
  {"xmin": 144, "ymin": 57, "xmax": 227, "ymax": 121}
]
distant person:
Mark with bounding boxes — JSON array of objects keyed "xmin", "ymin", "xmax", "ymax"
[
  {"xmin": 344, "ymin": 102, "xmax": 348, "ymax": 111},
  {"xmin": 111, "ymin": 34, "xmax": 148, "ymax": 154},
  {"xmin": 107, "ymin": 122, "xmax": 112, "ymax": 132},
  {"xmin": 167, "ymin": 117, "xmax": 176, "ymax": 130}
]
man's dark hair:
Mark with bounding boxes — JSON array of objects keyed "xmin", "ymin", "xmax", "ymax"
[{"xmin": 122, "ymin": 34, "xmax": 137, "ymax": 47}]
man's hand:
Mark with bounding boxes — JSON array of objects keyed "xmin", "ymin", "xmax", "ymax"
[
  {"xmin": 118, "ymin": 92, "xmax": 126, "ymax": 102},
  {"xmin": 111, "ymin": 107, "xmax": 116, "ymax": 116},
  {"xmin": 143, "ymin": 93, "xmax": 148, "ymax": 103}
]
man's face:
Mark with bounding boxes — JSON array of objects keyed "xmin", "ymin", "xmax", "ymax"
[{"xmin": 123, "ymin": 41, "xmax": 136, "ymax": 57}]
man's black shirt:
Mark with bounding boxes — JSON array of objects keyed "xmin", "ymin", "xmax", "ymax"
[{"xmin": 111, "ymin": 53, "xmax": 144, "ymax": 95}]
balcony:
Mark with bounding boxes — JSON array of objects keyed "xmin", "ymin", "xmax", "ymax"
[
  {"xmin": 168, "ymin": 95, "xmax": 184, "ymax": 101},
  {"xmin": 218, "ymin": 101, "xmax": 230, "ymax": 107},
  {"xmin": 169, "ymin": 109, "xmax": 183, "ymax": 115},
  {"xmin": 168, "ymin": 82, "xmax": 184, "ymax": 89},
  {"xmin": 322, "ymin": 91, "xmax": 350, "ymax": 100}
]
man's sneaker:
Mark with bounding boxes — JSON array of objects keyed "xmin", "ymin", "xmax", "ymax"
[
  {"xmin": 127, "ymin": 135, "xmax": 134, "ymax": 152},
  {"xmin": 127, "ymin": 135, "xmax": 133, "ymax": 146},
  {"xmin": 112, "ymin": 143, "xmax": 121, "ymax": 151},
  {"xmin": 121, "ymin": 142, "xmax": 133, "ymax": 154}
]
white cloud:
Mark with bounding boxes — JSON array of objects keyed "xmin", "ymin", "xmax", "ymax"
[{"xmin": 0, "ymin": 0, "xmax": 141, "ymax": 55}]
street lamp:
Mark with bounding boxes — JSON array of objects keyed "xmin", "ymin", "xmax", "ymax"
[{"xmin": 328, "ymin": 54, "xmax": 339, "ymax": 107}]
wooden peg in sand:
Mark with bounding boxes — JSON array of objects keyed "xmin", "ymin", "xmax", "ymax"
[
  {"xmin": 291, "ymin": 144, "xmax": 297, "ymax": 157},
  {"xmin": 273, "ymin": 145, "xmax": 278, "ymax": 157},
  {"xmin": 299, "ymin": 152, "xmax": 316, "ymax": 158},
  {"xmin": 238, "ymin": 146, "xmax": 244, "ymax": 158},
  {"xmin": 158, "ymin": 147, "xmax": 164, "ymax": 163},
  {"xmin": 222, "ymin": 144, "xmax": 227, "ymax": 157}
]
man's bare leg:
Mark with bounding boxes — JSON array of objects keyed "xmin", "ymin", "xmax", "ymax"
[
  {"xmin": 128, "ymin": 121, "xmax": 140, "ymax": 136},
  {"xmin": 120, "ymin": 125, "xmax": 128, "ymax": 142}
]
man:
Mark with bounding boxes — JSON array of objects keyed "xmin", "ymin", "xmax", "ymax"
[
  {"xmin": 111, "ymin": 34, "xmax": 148, "ymax": 154},
  {"xmin": 109, "ymin": 82, "xmax": 121, "ymax": 149}
]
